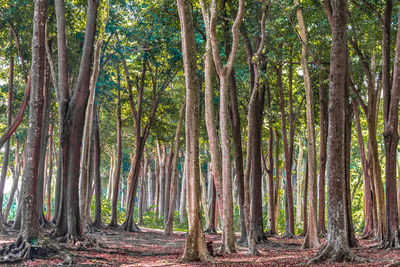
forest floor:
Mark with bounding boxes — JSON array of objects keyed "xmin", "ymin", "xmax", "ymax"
[{"xmin": 0, "ymin": 227, "xmax": 398, "ymax": 266}]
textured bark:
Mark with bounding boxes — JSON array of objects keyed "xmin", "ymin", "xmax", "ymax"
[
  {"xmin": 179, "ymin": 160, "xmax": 187, "ymax": 223},
  {"xmin": 294, "ymin": 0, "xmax": 319, "ymax": 248},
  {"xmin": 382, "ymin": 2, "xmax": 400, "ymax": 248},
  {"xmin": 36, "ymin": 61, "xmax": 50, "ymax": 227},
  {"xmin": 165, "ymin": 102, "xmax": 185, "ymax": 235},
  {"xmin": 19, "ymin": 0, "xmax": 47, "ymax": 242},
  {"xmin": 53, "ymin": 0, "xmax": 99, "ymax": 240},
  {"xmin": 310, "ymin": 1, "xmax": 360, "ymax": 262},
  {"xmin": 177, "ymin": 0, "xmax": 209, "ymax": 261}
]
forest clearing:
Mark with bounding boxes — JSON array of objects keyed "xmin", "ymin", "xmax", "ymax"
[{"xmin": 0, "ymin": 0, "xmax": 400, "ymax": 266}]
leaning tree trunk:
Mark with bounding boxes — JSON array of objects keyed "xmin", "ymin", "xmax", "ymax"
[{"xmin": 177, "ymin": 0, "xmax": 209, "ymax": 261}]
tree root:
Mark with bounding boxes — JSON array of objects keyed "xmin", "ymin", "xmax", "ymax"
[
  {"xmin": 308, "ymin": 243, "xmax": 369, "ymax": 264},
  {"xmin": 279, "ymin": 232, "xmax": 298, "ymax": 239}
]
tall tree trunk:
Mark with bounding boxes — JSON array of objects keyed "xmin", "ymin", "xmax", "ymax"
[
  {"xmin": 5, "ymin": 138, "xmax": 22, "ymax": 221},
  {"xmin": 109, "ymin": 66, "xmax": 123, "ymax": 227},
  {"xmin": 318, "ymin": 71, "xmax": 328, "ymax": 234},
  {"xmin": 165, "ymin": 101, "xmax": 185, "ymax": 235},
  {"xmin": 46, "ymin": 123, "xmax": 53, "ymax": 221},
  {"xmin": 92, "ymin": 106, "xmax": 102, "ymax": 227},
  {"xmin": 179, "ymin": 160, "xmax": 187, "ymax": 224},
  {"xmin": 177, "ymin": 0, "xmax": 209, "ymax": 261},
  {"xmin": 159, "ymin": 144, "xmax": 166, "ymax": 218},
  {"xmin": 310, "ymin": 1, "xmax": 359, "ymax": 262},
  {"xmin": 0, "ymin": 49, "xmax": 14, "ymax": 232},
  {"xmin": 296, "ymin": 140, "xmax": 303, "ymax": 225},
  {"xmin": 36, "ymin": 61, "xmax": 50, "ymax": 227},
  {"xmin": 353, "ymin": 101, "xmax": 374, "ymax": 238},
  {"xmin": 294, "ymin": 0, "xmax": 319, "ymax": 248},
  {"xmin": 164, "ymin": 147, "xmax": 174, "ymax": 224},
  {"xmin": 18, "ymin": 0, "xmax": 47, "ymax": 248},
  {"xmin": 382, "ymin": 1, "xmax": 400, "ymax": 249}
]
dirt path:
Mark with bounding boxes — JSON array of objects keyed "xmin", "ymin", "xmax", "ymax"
[{"xmin": 0, "ymin": 228, "xmax": 397, "ymax": 266}]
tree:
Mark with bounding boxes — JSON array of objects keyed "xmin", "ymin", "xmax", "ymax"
[
  {"xmin": 177, "ymin": 0, "xmax": 209, "ymax": 261},
  {"xmin": 310, "ymin": 0, "xmax": 362, "ymax": 262}
]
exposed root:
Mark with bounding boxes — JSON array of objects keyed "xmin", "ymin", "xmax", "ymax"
[
  {"xmin": 279, "ymin": 232, "xmax": 298, "ymax": 239},
  {"xmin": 308, "ymin": 243, "xmax": 369, "ymax": 264},
  {"xmin": 204, "ymin": 228, "xmax": 218, "ymax": 234},
  {"xmin": 360, "ymin": 230, "xmax": 375, "ymax": 240},
  {"xmin": 0, "ymin": 236, "xmax": 63, "ymax": 264},
  {"xmin": 385, "ymin": 259, "xmax": 400, "ymax": 267}
]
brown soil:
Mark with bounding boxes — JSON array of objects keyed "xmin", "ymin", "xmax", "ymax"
[{"xmin": 0, "ymin": 228, "xmax": 397, "ymax": 266}]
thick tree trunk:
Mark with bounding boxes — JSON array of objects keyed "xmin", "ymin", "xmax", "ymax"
[
  {"xmin": 177, "ymin": 0, "xmax": 209, "ymax": 261},
  {"xmin": 164, "ymin": 147, "xmax": 174, "ymax": 224},
  {"xmin": 19, "ymin": 0, "xmax": 47, "ymax": 244},
  {"xmin": 310, "ymin": 1, "xmax": 360, "ymax": 262}
]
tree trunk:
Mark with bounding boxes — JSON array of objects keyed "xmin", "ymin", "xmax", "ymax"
[
  {"xmin": 177, "ymin": 0, "xmax": 209, "ymax": 261},
  {"xmin": 318, "ymin": 71, "xmax": 328, "ymax": 234},
  {"xmin": 294, "ymin": 0, "xmax": 319, "ymax": 247},
  {"xmin": 165, "ymin": 101, "xmax": 185, "ymax": 235},
  {"xmin": 109, "ymin": 68, "xmax": 123, "ymax": 227},
  {"xmin": 159, "ymin": 144, "xmax": 166, "ymax": 218},
  {"xmin": 92, "ymin": 105, "xmax": 102, "ymax": 227},
  {"xmin": 45, "ymin": 123, "xmax": 53, "ymax": 221},
  {"xmin": 382, "ymin": 1, "xmax": 400, "ymax": 249},
  {"xmin": 18, "ymin": 0, "xmax": 47, "ymax": 247},
  {"xmin": 353, "ymin": 101, "xmax": 374, "ymax": 238},
  {"xmin": 5, "ymin": 138, "xmax": 22, "ymax": 221},
  {"xmin": 310, "ymin": 1, "xmax": 359, "ymax": 262},
  {"xmin": 296, "ymin": 140, "xmax": 303, "ymax": 225},
  {"xmin": 179, "ymin": 160, "xmax": 187, "ymax": 224},
  {"xmin": 0, "ymin": 50, "xmax": 14, "ymax": 232},
  {"xmin": 164, "ymin": 147, "xmax": 174, "ymax": 224}
]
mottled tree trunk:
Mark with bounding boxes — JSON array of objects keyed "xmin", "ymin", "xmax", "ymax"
[{"xmin": 177, "ymin": 0, "xmax": 209, "ymax": 261}]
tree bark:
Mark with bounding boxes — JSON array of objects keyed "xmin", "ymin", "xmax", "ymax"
[
  {"xmin": 92, "ymin": 105, "xmax": 102, "ymax": 227},
  {"xmin": 382, "ymin": 1, "xmax": 400, "ymax": 248},
  {"xmin": 109, "ymin": 65, "xmax": 123, "ymax": 227},
  {"xmin": 310, "ymin": 1, "xmax": 360, "ymax": 262},
  {"xmin": 177, "ymin": 0, "xmax": 209, "ymax": 261},
  {"xmin": 165, "ymin": 101, "xmax": 185, "ymax": 235}
]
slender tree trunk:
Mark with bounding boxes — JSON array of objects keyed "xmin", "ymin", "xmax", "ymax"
[
  {"xmin": 159, "ymin": 145, "xmax": 166, "ymax": 218},
  {"xmin": 296, "ymin": 140, "xmax": 303, "ymax": 225},
  {"xmin": 179, "ymin": 160, "xmax": 187, "ymax": 223},
  {"xmin": 353, "ymin": 101, "xmax": 374, "ymax": 238},
  {"xmin": 294, "ymin": 0, "xmax": 319, "ymax": 247},
  {"xmin": 109, "ymin": 68, "xmax": 123, "ymax": 227},
  {"xmin": 302, "ymin": 158, "xmax": 309, "ymax": 235},
  {"xmin": 45, "ymin": 123, "xmax": 53, "ymax": 221},
  {"xmin": 165, "ymin": 102, "xmax": 185, "ymax": 235},
  {"xmin": 92, "ymin": 106, "xmax": 102, "ymax": 227},
  {"xmin": 5, "ymin": 138, "xmax": 21, "ymax": 221},
  {"xmin": 177, "ymin": 0, "xmax": 209, "ymax": 260},
  {"xmin": 318, "ymin": 71, "xmax": 328, "ymax": 234},
  {"xmin": 164, "ymin": 147, "xmax": 174, "ymax": 224}
]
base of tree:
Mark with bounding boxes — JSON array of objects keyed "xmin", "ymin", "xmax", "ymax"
[
  {"xmin": 360, "ymin": 230, "xmax": 375, "ymax": 240},
  {"xmin": 301, "ymin": 232, "xmax": 320, "ymax": 249},
  {"xmin": 309, "ymin": 243, "xmax": 368, "ymax": 264},
  {"xmin": 218, "ymin": 243, "xmax": 237, "ymax": 254},
  {"xmin": 0, "ymin": 235, "xmax": 59, "ymax": 264},
  {"xmin": 280, "ymin": 231, "xmax": 297, "ymax": 239},
  {"xmin": 120, "ymin": 221, "xmax": 140, "ymax": 232},
  {"xmin": 204, "ymin": 228, "xmax": 218, "ymax": 235},
  {"xmin": 378, "ymin": 234, "xmax": 400, "ymax": 249}
]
